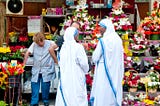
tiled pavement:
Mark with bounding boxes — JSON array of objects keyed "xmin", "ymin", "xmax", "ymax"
[{"xmin": 23, "ymin": 93, "xmax": 56, "ymax": 106}]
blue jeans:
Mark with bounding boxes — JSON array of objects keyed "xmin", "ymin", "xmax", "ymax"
[{"xmin": 30, "ymin": 74, "xmax": 50, "ymax": 105}]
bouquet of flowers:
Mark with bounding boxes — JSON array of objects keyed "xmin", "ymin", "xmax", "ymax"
[
  {"xmin": 60, "ymin": 5, "xmax": 95, "ymax": 34},
  {"xmin": 129, "ymin": 32, "xmax": 149, "ymax": 53},
  {"xmin": 107, "ymin": 7, "xmax": 132, "ymax": 35},
  {"xmin": 123, "ymin": 70, "xmax": 140, "ymax": 89},
  {"xmin": 1, "ymin": 62, "xmax": 24, "ymax": 76},
  {"xmin": 0, "ymin": 47, "xmax": 11, "ymax": 62},
  {"xmin": 146, "ymin": 70, "xmax": 160, "ymax": 90},
  {"xmin": 140, "ymin": 1, "xmax": 160, "ymax": 35},
  {"xmin": 9, "ymin": 31, "xmax": 19, "ymax": 43}
]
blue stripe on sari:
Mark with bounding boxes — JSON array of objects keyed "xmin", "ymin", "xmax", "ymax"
[{"xmin": 99, "ymin": 38, "xmax": 119, "ymax": 106}]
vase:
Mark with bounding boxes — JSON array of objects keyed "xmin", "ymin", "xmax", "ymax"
[{"xmin": 129, "ymin": 87, "xmax": 137, "ymax": 92}]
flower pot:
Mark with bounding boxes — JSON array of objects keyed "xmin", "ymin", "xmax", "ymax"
[{"xmin": 129, "ymin": 87, "xmax": 137, "ymax": 92}]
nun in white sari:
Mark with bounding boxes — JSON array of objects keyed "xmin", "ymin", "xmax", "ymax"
[
  {"xmin": 55, "ymin": 27, "xmax": 89, "ymax": 106},
  {"xmin": 90, "ymin": 19, "xmax": 124, "ymax": 106}
]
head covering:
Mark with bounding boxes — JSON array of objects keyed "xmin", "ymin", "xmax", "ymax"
[
  {"xmin": 63, "ymin": 27, "xmax": 78, "ymax": 43},
  {"xmin": 99, "ymin": 18, "xmax": 116, "ymax": 36}
]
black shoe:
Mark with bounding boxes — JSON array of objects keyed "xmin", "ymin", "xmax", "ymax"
[{"xmin": 44, "ymin": 102, "xmax": 49, "ymax": 106}]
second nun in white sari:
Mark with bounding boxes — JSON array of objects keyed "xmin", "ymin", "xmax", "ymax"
[
  {"xmin": 90, "ymin": 19, "xmax": 124, "ymax": 106},
  {"xmin": 55, "ymin": 27, "xmax": 89, "ymax": 106}
]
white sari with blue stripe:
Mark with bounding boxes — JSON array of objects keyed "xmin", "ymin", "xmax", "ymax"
[
  {"xmin": 90, "ymin": 19, "xmax": 124, "ymax": 106},
  {"xmin": 55, "ymin": 27, "xmax": 89, "ymax": 106}
]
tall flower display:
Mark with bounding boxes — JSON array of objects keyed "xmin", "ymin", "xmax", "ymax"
[
  {"xmin": 139, "ymin": 1, "xmax": 160, "ymax": 40},
  {"xmin": 107, "ymin": 8, "xmax": 132, "ymax": 35},
  {"xmin": 106, "ymin": 7, "xmax": 133, "ymax": 56},
  {"xmin": 61, "ymin": 4, "xmax": 95, "ymax": 35}
]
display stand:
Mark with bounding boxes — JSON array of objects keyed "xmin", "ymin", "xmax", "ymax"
[{"xmin": 4, "ymin": 75, "xmax": 22, "ymax": 106}]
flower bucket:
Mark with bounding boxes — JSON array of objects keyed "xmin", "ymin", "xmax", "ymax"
[
  {"xmin": 150, "ymin": 34, "xmax": 160, "ymax": 40},
  {"xmin": 8, "ymin": 75, "xmax": 21, "ymax": 87},
  {"xmin": 128, "ymin": 87, "xmax": 137, "ymax": 92}
]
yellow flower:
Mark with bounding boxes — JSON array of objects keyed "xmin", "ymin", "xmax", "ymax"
[
  {"xmin": 0, "ymin": 78, "xmax": 3, "ymax": 87},
  {"xmin": 140, "ymin": 77, "xmax": 151, "ymax": 84},
  {"xmin": 3, "ymin": 74, "xmax": 8, "ymax": 85},
  {"xmin": 122, "ymin": 80, "xmax": 124, "ymax": 85},
  {"xmin": 143, "ymin": 99, "xmax": 155, "ymax": 105},
  {"xmin": 124, "ymin": 71, "xmax": 130, "ymax": 77},
  {"xmin": 28, "ymin": 33, "xmax": 35, "ymax": 36},
  {"xmin": 0, "ymin": 72, "xmax": 4, "ymax": 78},
  {"xmin": 45, "ymin": 34, "xmax": 52, "ymax": 40},
  {"xmin": 0, "ymin": 47, "xmax": 11, "ymax": 53}
]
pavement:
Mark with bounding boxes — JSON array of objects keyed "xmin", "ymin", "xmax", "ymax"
[{"xmin": 22, "ymin": 93, "xmax": 56, "ymax": 106}]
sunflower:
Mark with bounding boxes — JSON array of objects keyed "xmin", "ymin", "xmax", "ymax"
[
  {"xmin": 3, "ymin": 74, "xmax": 8, "ymax": 85},
  {"xmin": 0, "ymin": 78, "xmax": 3, "ymax": 87},
  {"xmin": 0, "ymin": 72, "xmax": 4, "ymax": 78}
]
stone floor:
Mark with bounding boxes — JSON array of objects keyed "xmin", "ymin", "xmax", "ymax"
[{"xmin": 22, "ymin": 93, "xmax": 56, "ymax": 106}]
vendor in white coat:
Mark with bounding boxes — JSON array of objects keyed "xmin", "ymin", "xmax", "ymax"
[
  {"xmin": 55, "ymin": 27, "xmax": 89, "ymax": 106},
  {"xmin": 90, "ymin": 18, "xmax": 124, "ymax": 106}
]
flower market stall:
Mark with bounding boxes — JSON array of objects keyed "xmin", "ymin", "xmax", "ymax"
[{"xmin": 0, "ymin": 0, "xmax": 159, "ymax": 105}]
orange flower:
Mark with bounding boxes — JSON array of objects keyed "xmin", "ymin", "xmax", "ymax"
[{"xmin": 1, "ymin": 63, "xmax": 24, "ymax": 76}]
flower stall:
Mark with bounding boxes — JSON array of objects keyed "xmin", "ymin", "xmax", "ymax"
[
  {"xmin": 0, "ymin": 61, "xmax": 24, "ymax": 105},
  {"xmin": 136, "ymin": 0, "xmax": 160, "ymax": 41}
]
